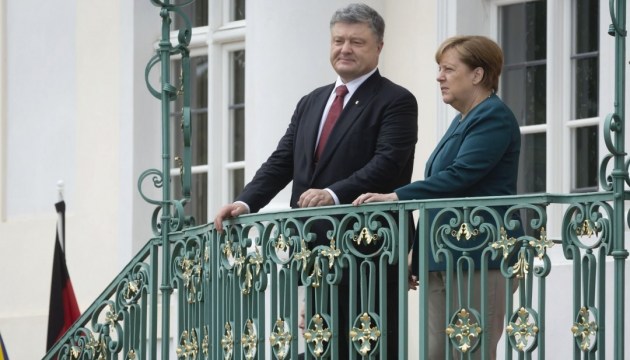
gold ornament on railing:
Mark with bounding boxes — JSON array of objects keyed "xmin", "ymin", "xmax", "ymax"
[
  {"xmin": 349, "ymin": 313, "xmax": 381, "ymax": 356},
  {"xmin": 241, "ymin": 319, "xmax": 258, "ymax": 360},
  {"xmin": 529, "ymin": 227, "xmax": 553, "ymax": 260},
  {"xmin": 294, "ymin": 239, "xmax": 312, "ymax": 270},
  {"xmin": 269, "ymin": 318, "xmax": 292, "ymax": 360},
  {"xmin": 125, "ymin": 280, "xmax": 139, "ymax": 300},
  {"xmin": 176, "ymin": 329, "xmax": 199, "ymax": 359},
  {"xmin": 202, "ymin": 326, "xmax": 209, "ymax": 359},
  {"xmin": 234, "ymin": 247, "xmax": 245, "ymax": 275},
  {"xmin": 451, "ymin": 223, "xmax": 479, "ymax": 241},
  {"xmin": 576, "ymin": 219, "xmax": 598, "ymax": 237},
  {"xmin": 127, "ymin": 349, "xmax": 136, "ymax": 359},
  {"xmin": 221, "ymin": 322, "xmax": 234, "ymax": 360},
  {"xmin": 275, "ymin": 234, "xmax": 289, "ymax": 252},
  {"xmin": 445, "ymin": 308, "xmax": 482, "ymax": 353},
  {"xmin": 353, "ymin": 227, "xmax": 379, "ymax": 245},
  {"xmin": 571, "ymin": 307, "xmax": 598, "ymax": 351},
  {"xmin": 512, "ymin": 251, "xmax": 529, "ymax": 279},
  {"xmin": 308, "ymin": 259, "xmax": 322, "ymax": 288},
  {"xmin": 320, "ymin": 238, "xmax": 341, "ymax": 269},
  {"xmin": 506, "ymin": 307, "xmax": 539, "ymax": 351},
  {"xmin": 105, "ymin": 304, "xmax": 119, "ymax": 327},
  {"xmin": 222, "ymin": 239, "xmax": 233, "ymax": 259},
  {"xmin": 179, "ymin": 257, "xmax": 201, "ymax": 303},
  {"xmin": 491, "ymin": 227, "xmax": 517, "ymax": 259},
  {"xmin": 303, "ymin": 314, "xmax": 332, "ymax": 358}
]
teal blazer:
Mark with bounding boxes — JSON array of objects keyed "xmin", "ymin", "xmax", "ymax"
[{"xmin": 395, "ymin": 94, "xmax": 521, "ymax": 272}]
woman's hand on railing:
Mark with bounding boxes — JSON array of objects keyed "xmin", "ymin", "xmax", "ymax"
[{"xmin": 352, "ymin": 192, "xmax": 399, "ymax": 205}]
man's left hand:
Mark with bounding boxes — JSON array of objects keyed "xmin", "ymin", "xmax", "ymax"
[{"xmin": 298, "ymin": 189, "xmax": 334, "ymax": 208}]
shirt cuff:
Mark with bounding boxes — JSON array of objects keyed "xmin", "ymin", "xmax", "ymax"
[
  {"xmin": 324, "ymin": 188, "xmax": 340, "ymax": 205},
  {"xmin": 234, "ymin": 200, "xmax": 251, "ymax": 213}
]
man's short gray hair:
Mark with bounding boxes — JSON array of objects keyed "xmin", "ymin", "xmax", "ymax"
[{"xmin": 330, "ymin": 3, "xmax": 385, "ymax": 42}]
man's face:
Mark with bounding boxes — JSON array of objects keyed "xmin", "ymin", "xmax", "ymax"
[{"xmin": 330, "ymin": 22, "xmax": 383, "ymax": 82}]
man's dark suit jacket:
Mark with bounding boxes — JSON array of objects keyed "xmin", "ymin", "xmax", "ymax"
[
  {"xmin": 238, "ymin": 70, "xmax": 418, "ymax": 228},
  {"xmin": 236, "ymin": 70, "xmax": 417, "ymax": 358}
]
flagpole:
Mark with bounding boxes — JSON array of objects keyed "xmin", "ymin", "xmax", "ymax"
[{"xmin": 57, "ymin": 180, "xmax": 65, "ymax": 252}]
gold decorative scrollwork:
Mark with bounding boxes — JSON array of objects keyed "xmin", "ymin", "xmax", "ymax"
[
  {"xmin": 529, "ymin": 227, "xmax": 553, "ymax": 260},
  {"xmin": 176, "ymin": 329, "xmax": 199, "ymax": 359},
  {"xmin": 491, "ymin": 227, "xmax": 517, "ymax": 259},
  {"xmin": 303, "ymin": 314, "xmax": 332, "ymax": 358},
  {"xmin": 204, "ymin": 243, "xmax": 210, "ymax": 263},
  {"xmin": 349, "ymin": 313, "xmax": 381, "ymax": 356},
  {"xmin": 71, "ymin": 346, "xmax": 81, "ymax": 358},
  {"xmin": 353, "ymin": 227, "xmax": 379, "ymax": 245},
  {"xmin": 241, "ymin": 319, "xmax": 258, "ymax": 360},
  {"xmin": 249, "ymin": 248, "xmax": 263, "ymax": 276},
  {"xmin": 571, "ymin": 307, "xmax": 598, "ymax": 351},
  {"xmin": 242, "ymin": 248, "xmax": 263, "ymax": 295},
  {"xmin": 506, "ymin": 307, "xmax": 539, "ymax": 351},
  {"xmin": 451, "ymin": 223, "xmax": 479, "ymax": 241},
  {"xmin": 294, "ymin": 239, "xmax": 312, "ymax": 270},
  {"xmin": 445, "ymin": 308, "xmax": 482, "ymax": 353},
  {"xmin": 320, "ymin": 238, "xmax": 341, "ymax": 269},
  {"xmin": 275, "ymin": 234, "xmax": 289, "ymax": 252},
  {"xmin": 269, "ymin": 318, "xmax": 292, "ymax": 360},
  {"xmin": 127, "ymin": 349, "xmax": 136, "ymax": 359},
  {"xmin": 85, "ymin": 332, "xmax": 107, "ymax": 359},
  {"xmin": 221, "ymin": 322, "xmax": 234, "ymax": 360},
  {"xmin": 576, "ymin": 219, "xmax": 598, "ymax": 237},
  {"xmin": 512, "ymin": 251, "xmax": 529, "ymax": 279}
]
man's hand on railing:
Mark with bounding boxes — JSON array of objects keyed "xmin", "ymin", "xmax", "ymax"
[
  {"xmin": 213, "ymin": 203, "xmax": 249, "ymax": 233},
  {"xmin": 297, "ymin": 188, "xmax": 334, "ymax": 208}
]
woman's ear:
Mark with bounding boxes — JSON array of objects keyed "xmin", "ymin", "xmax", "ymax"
[{"xmin": 472, "ymin": 67, "xmax": 485, "ymax": 85}]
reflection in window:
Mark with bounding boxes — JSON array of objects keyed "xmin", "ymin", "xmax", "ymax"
[{"xmin": 231, "ymin": 0, "xmax": 246, "ymax": 21}]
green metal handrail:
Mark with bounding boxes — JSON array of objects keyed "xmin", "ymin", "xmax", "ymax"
[{"xmin": 41, "ymin": 0, "xmax": 629, "ymax": 359}]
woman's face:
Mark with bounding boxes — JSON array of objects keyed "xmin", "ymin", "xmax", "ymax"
[{"xmin": 436, "ymin": 48, "xmax": 478, "ymax": 113}]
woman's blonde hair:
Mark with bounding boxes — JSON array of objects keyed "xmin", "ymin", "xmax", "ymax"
[{"xmin": 435, "ymin": 35, "xmax": 504, "ymax": 92}]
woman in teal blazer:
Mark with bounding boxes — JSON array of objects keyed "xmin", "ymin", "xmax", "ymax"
[{"xmin": 353, "ymin": 35, "xmax": 520, "ymax": 360}]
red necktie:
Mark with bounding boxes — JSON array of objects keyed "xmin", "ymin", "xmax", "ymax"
[{"xmin": 315, "ymin": 85, "xmax": 349, "ymax": 161}]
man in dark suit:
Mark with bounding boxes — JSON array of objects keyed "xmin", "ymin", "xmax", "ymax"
[{"xmin": 214, "ymin": 3, "xmax": 417, "ymax": 357}]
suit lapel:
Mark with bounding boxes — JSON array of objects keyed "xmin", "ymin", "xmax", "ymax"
[
  {"xmin": 315, "ymin": 71, "xmax": 382, "ymax": 166},
  {"xmin": 425, "ymin": 116, "xmax": 461, "ymax": 177}
]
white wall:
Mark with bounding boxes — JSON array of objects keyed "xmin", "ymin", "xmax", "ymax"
[{"xmin": 0, "ymin": 0, "xmax": 159, "ymax": 358}]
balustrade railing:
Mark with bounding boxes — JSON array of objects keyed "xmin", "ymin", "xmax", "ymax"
[{"xmin": 41, "ymin": 0, "xmax": 629, "ymax": 358}]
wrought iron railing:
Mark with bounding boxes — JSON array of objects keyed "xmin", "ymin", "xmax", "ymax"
[{"xmin": 42, "ymin": 0, "xmax": 629, "ymax": 359}]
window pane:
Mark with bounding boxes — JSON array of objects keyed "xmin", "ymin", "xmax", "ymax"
[
  {"xmin": 573, "ymin": 126, "xmax": 598, "ymax": 190},
  {"xmin": 230, "ymin": 168, "xmax": 245, "ymax": 202},
  {"xmin": 230, "ymin": 50, "xmax": 245, "ymax": 162},
  {"xmin": 518, "ymin": 133, "xmax": 546, "ymax": 193},
  {"xmin": 526, "ymin": 65, "xmax": 547, "ymax": 125},
  {"xmin": 172, "ymin": 56, "xmax": 209, "ymax": 166},
  {"xmin": 173, "ymin": 172, "xmax": 208, "ymax": 224},
  {"xmin": 231, "ymin": 0, "xmax": 246, "ymax": 21},
  {"xmin": 576, "ymin": 0, "xmax": 599, "ymax": 53},
  {"xmin": 501, "ymin": 1, "xmax": 546, "ymax": 64},
  {"xmin": 173, "ymin": 1, "xmax": 208, "ymax": 28},
  {"xmin": 574, "ymin": 57, "xmax": 599, "ymax": 119}
]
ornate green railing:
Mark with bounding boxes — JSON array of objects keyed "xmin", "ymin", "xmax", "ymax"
[{"xmin": 42, "ymin": 0, "xmax": 628, "ymax": 359}]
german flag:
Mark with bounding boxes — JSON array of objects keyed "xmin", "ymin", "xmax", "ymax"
[
  {"xmin": 0, "ymin": 332, "xmax": 9, "ymax": 360},
  {"xmin": 46, "ymin": 201, "xmax": 81, "ymax": 350}
]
